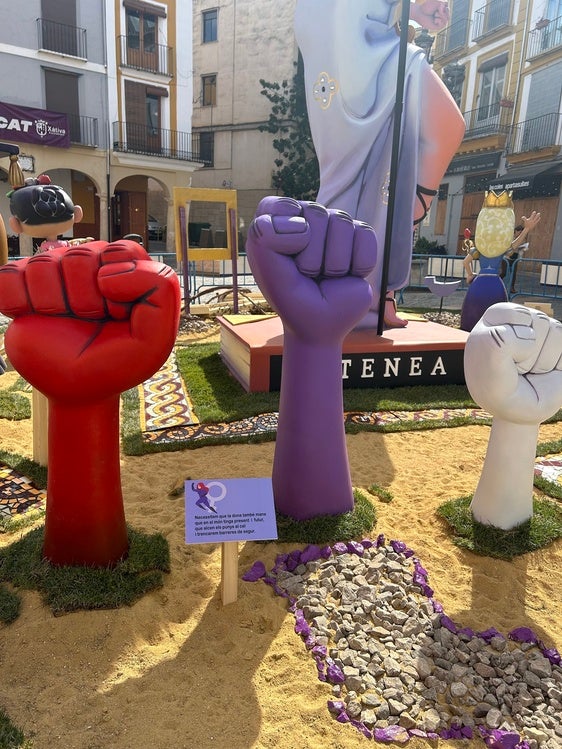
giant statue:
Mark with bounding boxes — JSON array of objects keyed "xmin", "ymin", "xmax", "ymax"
[
  {"xmin": 0, "ymin": 240, "xmax": 180, "ymax": 566},
  {"xmin": 295, "ymin": 0, "xmax": 465, "ymax": 329}
]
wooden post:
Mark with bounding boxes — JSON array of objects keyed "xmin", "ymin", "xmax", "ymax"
[
  {"xmin": 221, "ymin": 541, "xmax": 239, "ymax": 605},
  {"xmin": 179, "ymin": 206, "xmax": 190, "ymax": 314},
  {"xmin": 229, "ymin": 207, "xmax": 239, "ymax": 314},
  {"xmin": 32, "ymin": 388, "xmax": 48, "ymax": 466}
]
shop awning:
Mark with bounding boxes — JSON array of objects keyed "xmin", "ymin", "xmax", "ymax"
[{"xmin": 489, "ymin": 161, "xmax": 562, "ymax": 192}]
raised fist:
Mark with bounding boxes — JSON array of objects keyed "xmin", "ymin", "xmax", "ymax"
[
  {"xmin": 0, "ymin": 240, "xmax": 180, "ymax": 402},
  {"xmin": 464, "ymin": 303, "xmax": 562, "ymax": 425},
  {"xmin": 464, "ymin": 303, "xmax": 562, "ymax": 529},
  {"xmin": 246, "ymin": 197, "xmax": 377, "ymax": 520},
  {"xmin": 0, "ymin": 241, "xmax": 181, "ymax": 566},
  {"xmin": 247, "ymin": 197, "xmax": 377, "ymax": 343}
]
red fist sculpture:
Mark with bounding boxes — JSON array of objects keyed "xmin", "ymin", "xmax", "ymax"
[{"xmin": 0, "ymin": 241, "xmax": 181, "ymax": 566}]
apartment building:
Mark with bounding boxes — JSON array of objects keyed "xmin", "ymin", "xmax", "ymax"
[
  {"xmin": 426, "ymin": 0, "xmax": 562, "ymax": 260},
  {"xmin": 190, "ymin": 0, "xmax": 298, "ymax": 248},
  {"xmin": 0, "ymin": 0, "xmax": 202, "ymax": 254},
  {"xmin": 191, "ymin": 0, "xmax": 562, "ymax": 264}
]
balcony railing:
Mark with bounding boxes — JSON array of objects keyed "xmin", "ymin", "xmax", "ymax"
[
  {"xmin": 68, "ymin": 114, "xmax": 99, "ymax": 147},
  {"xmin": 509, "ymin": 112, "xmax": 562, "ymax": 154},
  {"xmin": 472, "ymin": 0, "xmax": 511, "ymax": 39},
  {"xmin": 112, "ymin": 122, "xmax": 209, "ymax": 164},
  {"xmin": 527, "ymin": 15, "xmax": 562, "ymax": 58},
  {"xmin": 117, "ymin": 36, "xmax": 173, "ymax": 76},
  {"xmin": 462, "ymin": 103, "xmax": 512, "ymax": 140},
  {"xmin": 37, "ymin": 18, "xmax": 87, "ymax": 58},
  {"xmin": 434, "ymin": 17, "xmax": 470, "ymax": 57}
]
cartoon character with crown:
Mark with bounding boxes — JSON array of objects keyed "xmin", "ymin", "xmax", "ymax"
[{"xmin": 460, "ymin": 191, "xmax": 540, "ymax": 331}]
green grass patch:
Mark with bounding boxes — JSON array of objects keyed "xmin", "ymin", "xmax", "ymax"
[
  {"xmin": 0, "ymin": 391, "xmax": 30, "ymax": 421},
  {"xmin": 273, "ymin": 489, "xmax": 376, "ymax": 545},
  {"xmin": 437, "ymin": 495, "xmax": 562, "ymax": 559},
  {"xmin": 0, "ymin": 508, "xmax": 45, "ymax": 535},
  {"xmin": 176, "ymin": 342, "xmax": 477, "ymax": 421},
  {"xmin": 0, "ymin": 525, "xmax": 170, "ymax": 617},
  {"xmin": 367, "ymin": 483, "xmax": 393, "ymax": 503},
  {"xmin": 0, "ymin": 450, "xmax": 46, "ymax": 490},
  {"xmin": 0, "ymin": 584, "xmax": 20, "ymax": 625},
  {"xmin": 122, "ymin": 341, "xmax": 483, "ymax": 455},
  {"xmin": 534, "ymin": 474, "xmax": 562, "ymax": 501},
  {"xmin": 0, "ymin": 707, "xmax": 31, "ymax": 749}
]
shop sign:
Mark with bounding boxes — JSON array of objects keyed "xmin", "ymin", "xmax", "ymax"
[{"xmin": 0, "ymin": 102, "xmax": 70, "ymax": 148}]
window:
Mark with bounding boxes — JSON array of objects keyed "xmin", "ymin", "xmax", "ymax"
[
  {"xmin": 126, "ymin": 8, "xmax": 157, "ymax": 53},
  {"xmin": 547, "ymin": 0, "xmax": 562, "ymax": 19},
  {"xmin": 202, "ymin": 9, "xmax": 218, "ymax": 43},
  {"xmin": 146, "ymin": 94, "xmax": 159, "ymax": 135},
  {"xmin": 41, "ymin": 0, "xmax": 80, "ymax": 56},
  {"xmin": 44, "ymin": 67, "xmax": 80, "ymax": 142},
  {"xmin": 477, "ymin": 57, "xmax": 506, "ymax": 124},
  {"xmin": 125, "ymin": 80, "xmax": 167, "ymax": 153},
  {"xmin": 199, "ymin": 132, "xmax": 214, "ymax": 166},
  {"xmin": 202, "ymin": 74, "xmax": 217, "ymax": 106}
]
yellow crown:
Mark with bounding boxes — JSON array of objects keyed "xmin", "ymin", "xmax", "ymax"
[{"xmin": 482, "ymin": 190, "xmax": 514, "ymax": 209}]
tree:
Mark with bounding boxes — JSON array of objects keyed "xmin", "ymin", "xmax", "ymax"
[{"xmin": 259, "ymin": 55, "xmax": 319, "ymax": 201}]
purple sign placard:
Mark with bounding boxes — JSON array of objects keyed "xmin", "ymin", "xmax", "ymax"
[
  {"xmin": 185, "ymin": 478, "xmax": 277, "ymax": 544},
  {"xmin": 0, "ymin": 102, "xmax": 70, "ymax": 148}
]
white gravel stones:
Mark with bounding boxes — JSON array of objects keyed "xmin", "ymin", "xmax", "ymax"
[{"xmin": 261, "ymin": 540, "xmax": 562, "ymax": 747}]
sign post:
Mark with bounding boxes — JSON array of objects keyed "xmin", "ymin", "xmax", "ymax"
[{"xmin": 185, "ymin": 478, "xmax": 277, "ymax": 605}]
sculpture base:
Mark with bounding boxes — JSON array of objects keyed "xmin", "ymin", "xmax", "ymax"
[{"xmin": 218, "ymin": 315, "xmax": 468, "ymax": 392}]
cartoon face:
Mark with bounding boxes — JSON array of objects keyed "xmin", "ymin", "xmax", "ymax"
[{"xmin": 474, "ymin": 191, "xmax": 515, "ymax": 258}]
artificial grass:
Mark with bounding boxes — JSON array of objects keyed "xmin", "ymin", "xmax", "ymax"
[
  {"xmin": 0, "ymin": 391, "xmax": 30, "ymax": 421},
  {"xmin": 121, "ymin": 341, "xmax": 484, "ymax": 455},
  {"xmin": 175, "ymin": 341, "xmax": 478, "ymax": 421},
  {"xmin": 0, "ymin": 708, "xmax": 30, "ymax": 749},
  {"xmin": 0, "ymin": 525, "xmax": 170, "ymax": 618},
  {"xmin": 437, "ymin": 495, "xmax": 562, "ymax": 560},
  {"xmin": 0, "ymin": 450, "xmax": 46, "ymax": 490},
  {"xmin": 274, "ymin": 489, "xmax": 377, "ymax": 545}
]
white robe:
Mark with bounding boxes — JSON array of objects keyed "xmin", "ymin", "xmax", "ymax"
[{"xmin": 295, "ymin": 0, "xmax": 427, "ymax": 311}]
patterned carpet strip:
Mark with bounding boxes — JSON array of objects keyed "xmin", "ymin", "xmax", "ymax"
[{"xmin": 1, "ymin": 354, "xmax": 561, "ymax": 518}]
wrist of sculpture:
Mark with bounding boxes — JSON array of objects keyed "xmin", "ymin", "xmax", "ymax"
[{"xmin": 43, "ymin": 396, "xmax": 129, "ymax": 566}]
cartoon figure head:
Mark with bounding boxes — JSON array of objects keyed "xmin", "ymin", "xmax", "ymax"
[
  {"xmin": 474, "ymin": 190, "xmax": 515, "ymax": 259},
  {"xmin": 8, "ymin": 172, "xmax": 83, "ymax": 242}
]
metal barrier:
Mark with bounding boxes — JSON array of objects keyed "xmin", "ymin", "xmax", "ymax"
[
  {"xmin": 407, "ymin": 254, "xmax": 562, "ymax": 305},
  {"xmin": 6, "ymin": 252, "xmax": 562, "ymax": 310}
]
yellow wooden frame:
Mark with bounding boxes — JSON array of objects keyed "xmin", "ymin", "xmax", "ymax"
[{"xmin": 173, "ymin": 187, "xmax": 237, "ymax": 261}]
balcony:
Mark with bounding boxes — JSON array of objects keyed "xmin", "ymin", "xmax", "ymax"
[
  {"xmin": 434, "ymin": 17, "xmax": 470, "ymax": 58},
  {"xmin": 117, "ymin": 36, "xmax": 173, "ymax": 77},
  {"xmin": 68, "ymin": 114, "xmax": 98, "ymax": 147},
  {"xmin": 463, "ymin": 103, "xmax": 512, "ymax": 140},
  {"xmin": 37, "ymin": 18, "xmax": 87, "ymax": 58},
  {"xmin": 112, "ymin": 122, "xmax": 209, "ymax": 164},
  {"xmin": 509, "ymin": 113, "xmax": 562, "ymax": 154},
  {"xmin": 472, "ymin": 0, "xmax": 511, "ymax": 40},
  {"xmin": 527, "ymin": 15, "xmax": 562, "ymax": 59}
]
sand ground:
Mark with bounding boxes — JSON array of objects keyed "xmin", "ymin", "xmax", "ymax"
[{"xmin": 0, "ymin": 364, "xmax": 561, "ymax": 749}]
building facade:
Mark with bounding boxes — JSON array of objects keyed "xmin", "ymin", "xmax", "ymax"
[
  {"xmin": 190, "ymin": 0, "xmax": 298, "ymax": 248},
  {"xmin": 0, "ymin": 0, "xmax": 202, "ymax": 254},
  {"xmin": 424, "ymin": 0, "xmax": 562, "ymax": 261}
]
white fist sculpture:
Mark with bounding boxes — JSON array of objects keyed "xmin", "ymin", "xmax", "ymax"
[{"xmin": 464, "ymin": 303, "xmax": 562, "ymax": 529}]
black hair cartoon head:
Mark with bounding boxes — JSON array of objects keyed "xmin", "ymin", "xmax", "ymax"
[{"xmin": 9, "ymin": 173, "xmax": 76, "ymax": 226}]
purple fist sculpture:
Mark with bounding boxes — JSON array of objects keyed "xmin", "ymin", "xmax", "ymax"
[{"xmin": 246, "ymin": 197, "xmax": 377, "ymax": 519}]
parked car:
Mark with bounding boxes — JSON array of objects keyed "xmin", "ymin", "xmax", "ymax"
[{"xmin": 148, "ymin": 215, "xmax": 164, "ymax": 240}]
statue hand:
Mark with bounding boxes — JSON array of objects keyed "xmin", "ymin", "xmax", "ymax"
[
  {"xmin": 0, "ymin": 240, "xmax": 181, "ymax": 402},
  {"xmin": 246, "ymin": 197, "xmax": 377, "ymax": 343},
  {"xmin": 464, "ymin": 303, "xmax": 562, "ymax": 424}
]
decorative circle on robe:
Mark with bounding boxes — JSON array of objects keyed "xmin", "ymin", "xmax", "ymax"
[{"xmin": 313, "ymin": 72, "xmax": 339, "ymax": 109}]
